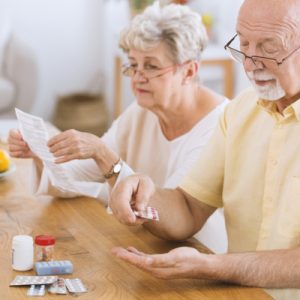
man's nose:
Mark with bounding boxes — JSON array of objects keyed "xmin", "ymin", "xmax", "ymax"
[{"xmin": 243, "ymin": 56, "xmax": 263, "ymax": 73}]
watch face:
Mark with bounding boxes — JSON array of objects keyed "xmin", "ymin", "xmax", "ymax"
[{"xmin": 113, "ymin": 163, "xmax": 122, "ymax": 174}]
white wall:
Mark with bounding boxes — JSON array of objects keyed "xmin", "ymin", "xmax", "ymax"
[
  {"xmin": 1, "ymin": 0, "xmax": 105, "ymax": 120},
  {"xmin": 102, "ymin": 0, "xmax": 132, "ymax": 115}
]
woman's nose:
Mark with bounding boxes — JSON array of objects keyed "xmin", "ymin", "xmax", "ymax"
[{"xmin": 132, "ymin": 70, "xmax": 148, "ymax": 83}]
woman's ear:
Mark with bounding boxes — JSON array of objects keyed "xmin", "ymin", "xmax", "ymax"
[{"xmin": 182, "ymin": 61, "xmax": 199, "ymax": 85}]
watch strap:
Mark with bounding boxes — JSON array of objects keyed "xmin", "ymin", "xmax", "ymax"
[{"xmin": 103, "ymin": 158, "xmax": 122, "ymax": 179}]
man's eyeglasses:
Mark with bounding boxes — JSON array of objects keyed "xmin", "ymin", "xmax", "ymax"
[
  {"xmin": 224, "ymin": 34, "xmax": 300, "ymax": 68},
  {"xmin": 122, "ymin": 63, "xmax": 184, "ymax": 80}
]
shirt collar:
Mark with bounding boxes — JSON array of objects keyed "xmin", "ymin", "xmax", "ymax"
[{"xmin": 257, "ymin": 97, "xmax": 300, "ymax": 121}]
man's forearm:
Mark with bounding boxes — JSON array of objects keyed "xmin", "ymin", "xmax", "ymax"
[
  {"xmin": 144, "ymin": 188, "xmax": 214, "ymax": 241},
  {"xmin": 209, "ymin": 247, "xmax": 300, "ymax": 288}
]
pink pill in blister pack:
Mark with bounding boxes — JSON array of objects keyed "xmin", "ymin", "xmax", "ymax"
[{"xmin": 134, "ymin": 206, "xmax": 159, "ymax": 221}]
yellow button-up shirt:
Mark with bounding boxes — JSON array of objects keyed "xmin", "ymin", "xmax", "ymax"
[
  {"xmin": 180, "ymin": 87, "xmax": 300, "ymax": 253},
  {"xmin": 180, "ymin": 87, "xmax": 300, "ymax": 299}
]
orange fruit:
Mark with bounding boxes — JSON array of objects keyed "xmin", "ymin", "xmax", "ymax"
[{"xmin": 0, "ymin": 149, "xmax": 10, "ymax": 172}]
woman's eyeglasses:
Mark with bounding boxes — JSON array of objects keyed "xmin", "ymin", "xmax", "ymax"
[{"xmin": 122, "ymin": 62, "xmax": 186, "ymax": 80}]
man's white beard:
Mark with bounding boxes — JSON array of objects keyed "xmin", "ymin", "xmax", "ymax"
[{"xmin": 247, "ymin": 71, "xmax": 286, "ymax": 101}]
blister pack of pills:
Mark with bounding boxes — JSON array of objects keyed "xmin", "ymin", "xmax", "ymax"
[
  {"xmin": 48, "ymin": 278, "xmax": 68, "ymax": 295},
  {"xmin": 107, "ymin": 205, "xmax": 159, "ymax": 221},
  {"xmin": 134, "ymin": 206, "xmax": 159, "ymax": 221},
  {"xmin": 65, "ymin": 278, "xmax": 87, "ymax": 293},
  {"xmin": 10, "ymin": 275, "xmax": 58, "ymax": 286},
  {"xmin": 27, "ymin": 284, "xmax": 45, "ymax": 297}
]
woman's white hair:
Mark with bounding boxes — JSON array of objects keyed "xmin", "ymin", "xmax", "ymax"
[{"xmin": 119, "ymin": 2, "xmax": 208, "ymax": 63}]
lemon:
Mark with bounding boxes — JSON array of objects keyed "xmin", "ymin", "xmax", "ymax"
[
  {"xmin": 0, "ymin": 149, "xmax": 10, "ymax": 173},
  {"xmin": 202, "ymin": 14, "xmax": 214, "ymax": 27}
]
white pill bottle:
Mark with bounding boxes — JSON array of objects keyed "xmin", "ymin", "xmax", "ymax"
[{"xmin": 12, "ymin": 235, "xmax": 34, "ymax": 271}]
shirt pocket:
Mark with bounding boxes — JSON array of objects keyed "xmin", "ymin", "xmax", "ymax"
[{"xmin": 278, "ymin": 176, "xmax": 300, "ymax": 238}]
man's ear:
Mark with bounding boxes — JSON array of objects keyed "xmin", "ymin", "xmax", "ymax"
[{"xmin": 182, "ymin": 61, "xmax": 199, "ymax": 85}]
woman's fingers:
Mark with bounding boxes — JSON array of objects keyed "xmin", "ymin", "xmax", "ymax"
[{"xmin": 8, "ymin": 129, "xmax": 33, "ymax": 158}]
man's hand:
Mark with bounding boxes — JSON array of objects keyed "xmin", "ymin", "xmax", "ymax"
[
  {"xmin": 110, "ymin": 174, "xmax": 156, "ymax": 225},
  {"xmin": 112, "ymin": 246, "xmax": 211, "ymax": 279},
  {"xmin": 8, "ymin": 129, "xmax": 36, "ymax": 159},
  {"xmin": 47, "ymin": 129, "xmax": 103, "ymax": 163}
]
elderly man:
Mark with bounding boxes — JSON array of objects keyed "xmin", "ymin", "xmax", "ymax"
[{"xmin": 110, "ymin": 0, "xmax": 300, "ymax": 298}]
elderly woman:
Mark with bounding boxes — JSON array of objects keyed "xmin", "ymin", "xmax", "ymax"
[{"xmin": 9, "ymin": 3, "xmax": 228, "ymax": 252}]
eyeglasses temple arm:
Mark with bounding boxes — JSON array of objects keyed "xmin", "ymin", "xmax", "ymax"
[{"xmin": 224, "ymin": 33, "xmax": 238, "ymax": 50}]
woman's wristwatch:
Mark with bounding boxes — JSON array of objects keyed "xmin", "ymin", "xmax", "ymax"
[{"xmin": 103, "ymin": 158, "xmax": 123, "ymax": 179}]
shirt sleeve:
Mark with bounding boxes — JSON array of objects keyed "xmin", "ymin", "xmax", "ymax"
[{"xmin": 179, "ymin": 107, "xmax": 228, "ymax": 208}]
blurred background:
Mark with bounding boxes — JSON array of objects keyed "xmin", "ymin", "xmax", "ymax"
[{"xmin": 0, "ymin": 0, "xmax": 248, "ymax": 136}]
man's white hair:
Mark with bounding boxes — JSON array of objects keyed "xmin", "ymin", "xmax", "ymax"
[{"xmin": 119, "ymin": 2, "xmax": 208, "ymax": 64}]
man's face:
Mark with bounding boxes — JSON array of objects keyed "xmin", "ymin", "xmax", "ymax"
[
  {"xmin": 237, "ymin": 0, "xmax": 300, "ymax": 101},
  {"xmin": 246, "ymin": 70, "xmax": 286, "ymax": 101}
]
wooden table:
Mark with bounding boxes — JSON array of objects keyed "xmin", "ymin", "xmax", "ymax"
[{"xmin": 0, "ymin": 157, "xmax": 273, "ymax": 299}]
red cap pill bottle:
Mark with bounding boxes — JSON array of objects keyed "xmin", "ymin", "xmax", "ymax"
[{"xmin": 34, "ymin": 235, "xmax": 55, "ymax": 262}]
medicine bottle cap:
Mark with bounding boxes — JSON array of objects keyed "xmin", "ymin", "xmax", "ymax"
[
  {"xmin": 13, "ymin": 235, "xmax": 33, "ymax": 246},
  {"xmin": 35, "ymin": 235, "xmax": 55, "ymax": 246}
]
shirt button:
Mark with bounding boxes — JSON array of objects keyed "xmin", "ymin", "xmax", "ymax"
[{"xmin": 271, "ymin": 159, "xmax": 278, "ymax": 165}]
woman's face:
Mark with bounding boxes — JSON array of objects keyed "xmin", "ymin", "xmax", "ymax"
[{"xmin": 128, "ymin": 43, "xmax": 184, "ymax": 111}]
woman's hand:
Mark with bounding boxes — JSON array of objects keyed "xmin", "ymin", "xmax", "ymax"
[
  {"xmin": 8, "ymin": 129, "xmax": 36, "ymax": 159},
  {"xmin": 112, "ymin": 246, "xmax": 210, "ymax": 279},
  {"xmin": 48, "ymin": 129, "xmax": 103, "ymax": 163},
  {"xmin": 110, "ymin": 174, "xmax": 156, "ymax": 225}
]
